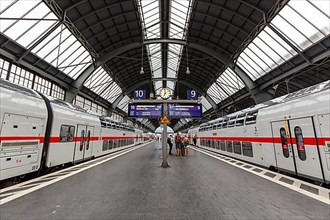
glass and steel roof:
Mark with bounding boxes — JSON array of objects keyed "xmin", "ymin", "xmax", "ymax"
[{"xmin": 1, "ymin": 0, "xmax": 329, "ymax": 131}]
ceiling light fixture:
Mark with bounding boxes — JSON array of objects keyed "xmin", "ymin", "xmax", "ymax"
[
  {"xmin": 186, "ymin": 46, "xmax": 190, "ymax": 74},
  {"xmin": 140, "ymin": 46, "xmax": 144, "ymax": 74}
]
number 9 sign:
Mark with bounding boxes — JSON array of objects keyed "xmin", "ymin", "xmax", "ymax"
[{"xmin": 187, "ymin": 90, "xmax": 197, "ymax": 99}]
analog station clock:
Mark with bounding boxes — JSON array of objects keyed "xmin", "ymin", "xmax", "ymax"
[{"xmin": 159, "ymin": 87, "xmax": 171, "ymax": 99}]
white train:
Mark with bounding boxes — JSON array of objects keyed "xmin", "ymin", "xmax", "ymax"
[
  {"xmin": 0, "ymin": 79, "xmax": 150, "ymax": 182},
  {"xmin": 189, "ymin": 80, "xmax": 330, "ymax": 183}
]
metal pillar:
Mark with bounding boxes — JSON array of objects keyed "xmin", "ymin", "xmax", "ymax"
[{"xmin": 161, "ymin": 104, "xmax": 170, "ymax": 168}]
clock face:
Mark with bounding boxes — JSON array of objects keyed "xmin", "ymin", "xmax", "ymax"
[{"xmin": 159, "ymin": 87, "xmax": 171, "ymax": 99}]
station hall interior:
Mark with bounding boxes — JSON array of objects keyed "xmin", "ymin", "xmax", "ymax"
[{"xmin": 0, "ymin": 0, "xmax": 330, "ymax": 219}]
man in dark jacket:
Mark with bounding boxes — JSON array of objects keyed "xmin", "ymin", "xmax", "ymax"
[{"xmin": 167, "ymin": 135, "xmax": 173, "ymax": 155}]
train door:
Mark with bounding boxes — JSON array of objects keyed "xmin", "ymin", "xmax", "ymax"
[
  {"xmin": 73, "ymin": 125, "xmax": 86, "ymax": 163},
  {"xmin": 317, "ymin": 114, "xmax": 330, "ymax": 171},
  {"xmin": 271, "ymin": 121, "xmax": 296, "ymax": 174},
  {"xmin": 288, "ymin": 117, "xmax": 324, "ymax": 181},
  {"xmin": 73, "ymin": 125, "xmax": 94, "ymax": 163},
  {"xmin": 83, "ymin": 126, "xmax": 94, "ymax": 160}
]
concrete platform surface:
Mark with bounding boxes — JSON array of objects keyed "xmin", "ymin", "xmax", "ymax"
[{"xmin": 0, "ymin": 141, "xmax": 329, "ymax": 220}]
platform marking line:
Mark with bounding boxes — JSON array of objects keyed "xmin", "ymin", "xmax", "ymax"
[
  {"xmin": 0, "ymin": 141, "xmax": 153, "ymax": 205},
  {"xmin": 191, "ymin": 147, "xmax": 330, "ymax": 205}
]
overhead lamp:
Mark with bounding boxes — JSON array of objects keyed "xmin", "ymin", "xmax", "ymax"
[
  {"xmin": 140, "ymin": 46, "xmax": 144, "ymax": 74},
  {"xmin": 186, "ymin": 46, "xmax": 190, "ymax": 74},
  {"xmin": 140, "ymin": 67, "xmax": 144, "ymax": 74}
]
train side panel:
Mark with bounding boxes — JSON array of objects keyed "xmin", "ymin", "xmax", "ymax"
[
  {"xmin": 45, "ymin": 102, "xmax": 101, "ymax": 167},
  {"xmin": 194, "ymin": 81, "xmax": 330, "ymax": 183},
  {"xmin": 258, "ymin": 88, "xmax": 330, "ymax": 182},
  {"xmin": 0, "ymin": 81, "xmax": 48, "ymax": 180}
]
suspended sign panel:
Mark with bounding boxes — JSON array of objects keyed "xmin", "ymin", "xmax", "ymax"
[
  {"xmin": 128, "ymin": 103, "xmax": 163, "ymax": 118},
  {"xmin": 168, "ymin": 103, "xmax": 202, "ymax": 118},
  {"xmin": 187, "ymin": 90, "xmax": 197, "ymax": 99},
  {"xmin": 133, "ymin": 90, "xmax": 146, "ymax": 99}
]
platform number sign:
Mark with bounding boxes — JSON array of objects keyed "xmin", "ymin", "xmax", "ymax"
[
  {"xmin": 133, "ymin": 90, "xmax": 146, "ymax": 99},
  {"xmin": 187, "ymin": 90, "xmax": 197, "ymax": 100}
]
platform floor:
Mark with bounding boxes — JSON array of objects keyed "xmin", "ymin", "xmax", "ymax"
[{"xmin": 1, "ymin": 141, "xmax": 329, "ymax": 220}]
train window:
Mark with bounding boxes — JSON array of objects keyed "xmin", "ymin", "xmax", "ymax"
[
  {"xmin": 294, "ymin": 126, "xmax": 306, "ymax": 161},
  {"xmin": 86, "ymin": 130, "xmax": 90, "ymax": 150},
  {"xmin": 109, "ymin": 140, "xmax": 113, "ymax": 149},
  {"xmin": 213, "ymin": 140, "xmax": 217, "ymax": 149},
  {"xmin": 216, "ymin": 120, "xmax": 223, "ymax": 129},
  {"xmin": 236, "ymin": 114, "xmax": 246, "ymax": 127},
  {"xmin": 212, "ymin": 124, "xmax": 217, "ymax": 130},
  {"xmin": 226, "ymin": 141, "xmax": 233, "ymax": 152},
  {"xmin": 280, "ymin": 127, "xmax": 290, "ymax": 158},
  {"xmin": 102, "ymin": 140, "xmax": 108, "ymax": 151},
  {"xmin": 59, "ymin": 125, "xmax": 75, "ymax": 142},
  {"xmin": 223, "ymin": 118, "xmax": 229, "ymax": 129},
  {"xmin": 100, "ymin": 119, "xmax": 107, "ymax": 128},
  {"xmin": 245, "ymin": 111, "xmax": 258, "ymax": 125},
  {"xmin": 80, "ymin": 130, "xmax": 85, "ymax": 151},
  {"xmin": 228, "ymin": 117, "xmax": 236, "ymax": 127},
  {"xmin": 220, "ymin": 141, "xmax": 226, "ymax": 151},
  {"xmin": 233, "ymin": 141, "xmax": 242, "ymax": 154},
  {"xmin": 216, "ymin": 141, "xmax": 221, "ymax": 149},
  {"xmin": 242, "ymin": 142, "xmax": 253, "ymax": 157}
]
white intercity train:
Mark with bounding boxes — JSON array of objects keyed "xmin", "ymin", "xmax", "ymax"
[
  {"xmin": 0, "ymin": 79, "xmax": 151, "ymax": 182},
  {"xmin": 189, "ymin": 80, "xmax": 330, "ymax": 183}
]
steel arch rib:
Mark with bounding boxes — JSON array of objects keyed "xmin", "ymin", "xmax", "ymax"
[{"xmin": 66, "ymin": 39, "xmax": 257, "ymax": 104}]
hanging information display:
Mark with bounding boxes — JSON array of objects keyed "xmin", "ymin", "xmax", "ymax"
[
  {"xmin": 128, "ymin": 103, "xmax": 163, "ymax": 118},
  {"xmin": 168, "ymin": 103, "xmax": 202, "ymax": 118}
]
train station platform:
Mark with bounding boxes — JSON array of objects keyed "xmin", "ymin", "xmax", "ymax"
[{"xmin": 0, "ymin": 141, "xmax": 329, "ymax": 220}]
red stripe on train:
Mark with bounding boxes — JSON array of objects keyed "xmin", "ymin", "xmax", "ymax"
[
  {"xmin": 198, "ymin": 136, "xmax": 330, "ymax": 146},
  {"xmin": 0, "ymin": 136, "xmax": 146, "ymax": 144}
]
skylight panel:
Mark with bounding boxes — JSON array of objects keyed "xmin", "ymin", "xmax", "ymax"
[
  {"xmin": 84, "ymin": 67, "xmax": 114, "ymax": 95},
  {"xmin": 169, "ymin": 0, "xmax": 190, "ymax": 40},
  {"xmin": 117, "ymin": 95, "xmax": 130, "ymax": 112},
  {"xmin": 270, "ymin": 0, "xmax": 329, "ymax": 51},
  {"xmin": 207, "ymin": 83, "xmax": 226, "ymax": 103},
  {"xmin": 236, "ymin": 0, "xmax": 328, "ymax": 81},
  {"xmin": 140, "ymin": 0, "xmax": 160, "ymax": 39},
  {"xmin": 104, "ymin": 83, "xmax": 122, "ymax": 103},
  {"xmin": 207, "ymin": 68, "xmax": 245, "ymax": 103},
  {"xmin": 84, "ymin": 67, "xmax": 121, "ymax": 103},
  {"xmin": 0, "ymin": 0, "xmax": 59, "ymax": 48},
  {"xmin": 200, "ymin": 96, "xmax": 212, "ymax": 112},
  {"xmin": 31, "ymin": 24, "xmax": 92, "ymax": 79}
]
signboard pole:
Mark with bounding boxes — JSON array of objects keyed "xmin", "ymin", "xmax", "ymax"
[{"xmin": 161, "ymin": 104, "xmax": 169, "ymax": 168}]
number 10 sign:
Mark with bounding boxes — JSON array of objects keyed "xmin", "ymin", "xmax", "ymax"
[{"xmin": 133, "ymin": 90, "xmax": 146, "ymax": 99}]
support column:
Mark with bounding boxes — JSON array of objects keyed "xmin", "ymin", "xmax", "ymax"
[{"xmin": 161, "ymin": 104, "xmax": 170, "ymax": 168}]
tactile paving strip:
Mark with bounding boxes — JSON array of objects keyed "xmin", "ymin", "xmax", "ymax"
[{"xmin": 193, "ymin": 146, "xmax": 330, "ymax": 205}]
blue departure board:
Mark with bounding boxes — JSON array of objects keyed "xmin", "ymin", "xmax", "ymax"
[
  {"xmin": 168, "ymin": 103, "xmax": 202, "ymax": 118},
  {"xmin": 128, "ymin": 103, "xmax": 163, "ymax": 118}
]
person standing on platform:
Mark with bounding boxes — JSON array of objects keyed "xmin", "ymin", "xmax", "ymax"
[
  {"xmin": 193, "ymin": 135, "xmax": 197, "ymax": 147},
  {"xmin": 167, "ymin": 135, "xmax": 173, "ymax": 155},
  {"xmin": 183, "ymin": 135, "xmax": 190, "ymax": 156},
  {"xmin": 175, "ymin": 133, "xmax": 182, "ymax": 157}
]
